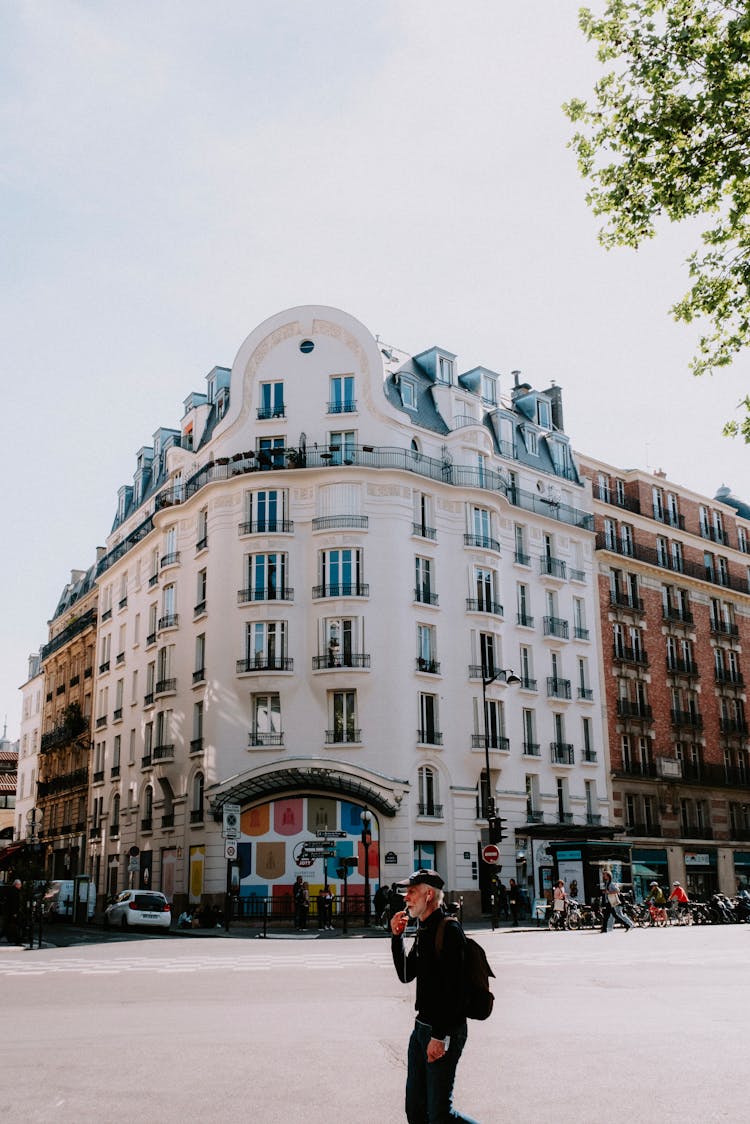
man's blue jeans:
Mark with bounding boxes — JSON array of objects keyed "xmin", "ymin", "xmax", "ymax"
[{"xmin": 405, "ymin": 1019, "xmax": 479, "ymax": 1123}]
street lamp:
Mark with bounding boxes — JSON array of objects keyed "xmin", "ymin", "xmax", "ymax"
[
  {"xmin": 481, "ymin": 666, "xmax": 521, "ymax": 831},
  {"xmin": 360, "ymin": 808, "xmax": 372, "ymax": 926}
]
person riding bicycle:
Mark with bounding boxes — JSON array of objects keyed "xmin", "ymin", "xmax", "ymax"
[
  {"xmin": 669, "ymin": 881, "xmax": 690, "ymax": 916},
  {"xmin": 644, "ymin": 881, "xmax": 666, "ymax": 907}
]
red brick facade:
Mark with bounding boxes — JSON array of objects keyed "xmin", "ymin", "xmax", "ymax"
[{"xmin": 579, "ymin": 457, "xmax": 750, "ymax": 896}]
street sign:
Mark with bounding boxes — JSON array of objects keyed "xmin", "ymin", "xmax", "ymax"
[
  {"xmin": 223, "ymin": 803, "xmax": 241, "ymax": 839},
  {"xmin": 384, "ymin": 851, "xmax": 398, "ymax": 864},
  {"xmin": 127, "ymin": 858, "xmax": 139, "ymax": 873},
  {"xmin": 224, "ymin": 840, "xmax": 238, "ymax": 861},
  {"xmin": 315, "ymin": 830, "xmax": 347, "ymax": 838},
  {"xmin": 482, "ymin": 844, "xmax": 500, "ymax": 865},
  {"xmin": 303, "ymin": 847, "xmax": 336, "ymax": 858}
]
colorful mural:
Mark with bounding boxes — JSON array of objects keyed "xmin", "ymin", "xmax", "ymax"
[{"xmin": 236, "ymin": 797, "xmax": 380, "ymax": 900}]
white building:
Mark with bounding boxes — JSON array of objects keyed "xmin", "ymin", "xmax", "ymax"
[
  {"xmin": 74, "ymin": 304, "xmax": 609, "ymax": 914},
  {"xmin": 16, "ymin": 653, "xmax": 43, "ymax": 843}
]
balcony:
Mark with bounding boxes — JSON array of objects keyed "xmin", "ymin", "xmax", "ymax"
[
  {"xmin": 312, "ymin": 652, "xmax": 371, "ymax": 670},
  {"xmin": 101, "ymin": 608, "xmax": 112, "ymax": 622},
  {"xmin": 514, "ymin": 551, "xmax": 531, "ymax": 567},
  {"xmin": 110, "ymin": 765, "xmax": 120, "ymax": 779},
  {"xmin": 99, "ymin": 661, "xmax": 110, "ymax": 674},
  {"xmin": 581, "ymin": 748, "xmax": 598, "ymax": 763},
  {"xmin": 148, "ymin": 573, "xmax": 159, "ymax": 588},
  {"xmin": 711, "ymin": 618, "xmax": 739, "ymax": 638},
  {"xmin": 681, "ymin": 825, "xmax": 714, "ymax": 841},
  {"xmin": 414, "ymin": 588, "xmax": 439, "ymax": 606},
  {"xmin": 312, "ymin": 515, "xmax": 367, "ymax": 531},
  {"xmin": 417, "ymin": 803, "xmax": 444, "ymax": 818},
  {"xmin": 667, "ymin": 658, "xmax": 699, "ymax": 678},
  {"xmin": 141, "ymin": 754, "xmax": 152, "ymax": 768},
  {"xmin": 412, "ymin": 723, "xmax": 446, "ymax": 749},
  {"xmin": 116, "ymin": 652, "xmax": 125, "ymax": 666},
  {"xmin": 190, "ymin": 738, "xmax": 203, "ymax": 753},
  {"xmin": 196, "ymin": 536, "xmax": 208, "ymax": 552},
  {"xmin": 161, "ymin": 813, "xmax": 175, "ymax": 829},
  {"xmin": 412, "ymin": 522, "xmax": 437, "ymax": 540},
  {"xmin": 616, "ymin": 699, "xmax": 654, "ymax": 722},
  {"xmin": 239, "ymin": 519, "xmax": 295, "ymax": 535},
  {"xmin": 547, "ymin": 677, "xmax": 572, "ymax": 699},
  {"xmin": 464, "ymin": 532, "xmax": 501, "ymax": 552},
  {"xmin": 543, "ymin": 616, "xmax": 569, "ymax": 639},
  {"xmin": 468, "ymin": 666, "xmax": 513, "ymax": 683},
  {"xmin": 190, "ymin": 810, "xmax": 204, "ymax": 824},
  {"xmin": 613, "ymin": 645, "xmax": 649, "ymax": 666},
  {"xmin": 327, "ymin": 399, "xmax": 357, "ymax": 414},
  {"xmin": 153, "ymin": 744, "xmax": 175, "ymax": 762},
  {"xmin": 592, "ymin": 482, "xmax": 641, "ymax": 512},
  {"xmin": 248, "ymin": 731, "xmax": 284, "ymax": 747},
  {"xmin": 325, "ymin": 729, "xmax": 362, "ymax": 744},
  {"xmin": 146, "ymin": 632, "xmax": 156, "ymax": 647},
  {"xmin": 574, "ymin": 626, "xmax": 590, "ymax": 640},
  {"xmin": 471, "ymin": 734, "xmax": 509, "ymax": 751},
  {"xmin": 570, "ymin": 568, "xmax": 586, "ymax": 582},
  {"xmin": 109, "ymin": 824, "xmax": 120, "ymax": 839},
  {"xmin": 670, "ymin": 709, "xmax": 704, "ymax": 729},
  {"xmin": 194, "ymin": 601, "xmax": 207, "ymax": 618},
  {"xmin": 578, "ymin": 687, "xmax": 594, "ymax": 701},
  {"xmin": 715, "ymin": 670, "xmax": 745, "ymax": 688},
  {"xmin": 616, "ymin": 760, "xmax": 657, "ymax": 778},
  {"xmin": 93, "ymin": 770, "xmax": 104, "ymax": 784},
  {"xmin": 517, "ymin": 613, "xmax": 535, "ymax": 628},
  {"xmin": 415, "ymin": 658, "xmax": 441, "ymax": 675},
  {"xmin": 193, "ymin": 668, "xmax": 206, "ymax": 684},
  {"xmin": 523, "ymin": 742, "xmax": 541, "ymax": 756},
  {"xmin": 540, "ymin": 556, "xmax": 566, "ymax": 580},
  {"xmin": 160, "ymin": 552, "xmax": 181, "ymax": 568},
  {"xmin": 144, "ymin": 692, "xmax": 154, "ymax": 707},
  {"xmin": 701, "ymin": 525, "xmax": 727, "ymax": 545},
  {"xmin": 720, "ymin": 718, "xmax": 749, "ymax": 736},
  {"xmin": 466, "ymin": 597, "xmax": 503, "ymax": 616},
  {"xmin": 609, "ymin": 590, "xmax": 644, "ymax": 613},
  {"xmin": 257, "ymin": 404, "xmax": 286, "ymax": 419},
  {"xmin": 155, "ymin": 678, "xmax": 177, "ymax": 696},
  {"xmin": 550, "ymin": 742, "xmax": 575, "ymax": 765},
  {"xmin": 312, "ymin": 583, "xmax": 369, "ymax": 599},
  {"xmin": 158, "ymin": 614, "xmax": 179, "ymax": 631},
  {"xmin": 662, "ymin": 606, "xmax": 694, "ymax": 626},
  {"xmin": 141, "ymin": 818, "xmax": 153, "ymax": 833},
  {"xmin": 624, "ymin": 822, "xmax": 662, "ymax": 837},
  {"xmin": 519, "ymin": 676, "xmax": 538, "ymax": 691},
  {"xmin": 95, "ymin": 715, "xmax": 107, "ymax": 730},
  {"xmin": 238, "ymin": 586, "xmax": 294, "ymax": 604},
  {"xmin": 237, "ymin": 656, "xmax": 294, "ymax": 673}
]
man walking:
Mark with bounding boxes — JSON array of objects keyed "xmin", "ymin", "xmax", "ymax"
[
  {"xmin": 390, "ymin": 870, "xmax": 479, "ymax": 1123},
  {"xmin": 600, "ymin": 869, "xmax": 634, "ymax": 933}
]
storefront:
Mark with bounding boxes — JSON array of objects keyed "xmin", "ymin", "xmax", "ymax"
[
  {"xmin": 684, "ymin": 848, "xmax": 717, "ymax": 899},
  {"xmin": 733, "ymin": 850, "xmax": 750, "ymax": 891},
  {"xmin": 632, "ymin": 848, "xmax": 669, "ymax": 902}
]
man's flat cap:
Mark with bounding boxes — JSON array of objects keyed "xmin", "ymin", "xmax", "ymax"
[{"xmin": 397, "ymin": 869, "xmax": 444, "ymax": 890}]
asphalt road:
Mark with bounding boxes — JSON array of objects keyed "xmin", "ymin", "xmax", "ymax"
[{"xmin": 2, "ymin": 923, "xmax": 748, "ymax": 1124}]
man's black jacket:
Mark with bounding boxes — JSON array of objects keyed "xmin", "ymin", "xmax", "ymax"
[{"xmin": 391, "ymin": 908, "xmax": 466, "ymax": 1038}]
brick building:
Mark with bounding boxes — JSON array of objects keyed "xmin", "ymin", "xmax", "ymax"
[{"xmin": 579, "ymin": 456, "xmax": 750, "ymax": 897}]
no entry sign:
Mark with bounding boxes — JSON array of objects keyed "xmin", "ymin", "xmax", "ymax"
[{"xmin": 482, "ymin": 844, "xmax": 500, "ymax": 865}]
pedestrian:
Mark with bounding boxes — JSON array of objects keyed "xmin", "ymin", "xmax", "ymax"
[
  {"xmin": 374, "ymin": 883, "xmax": 389, "ymax": 926},
  {"xmin": 390, "ymin": 870, "xmax": 479, "ymax": 1123},
  {"xmin": 293, "ymin": 874, "xmax": 305, "ymax": 930},
  {"xmin": 508, "ymin": 877, "xmax": 520, "ymax": 926},
  {"xmin": 553, "ymin": 879, "xmax": 567, "ymax": 919},
  {"xmin": 299, "ymin": 881, "xmax": 310, "ymax": 930},
  {"xmin": 318, "ymin": 885, "xmax": 333, "ymax": 930},
  {"xmin": 600, "ymin": 869, "xmax": 634, "ymax": 933},
  {"xmin": 497, "ymin": 879, "xmax": 509, "ymax": 921}
]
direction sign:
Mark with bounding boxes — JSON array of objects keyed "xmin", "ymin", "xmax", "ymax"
[
  {"xmin": 303, "ymin": 847, "xmax": 336, "ymax": 858},
  {"xmin": 482, "ymin": 844, "xmax": 500, "ymax": 865},
  {"xmin": 315, "ymin": 830, "xmax": 347, "ymax": 838}
]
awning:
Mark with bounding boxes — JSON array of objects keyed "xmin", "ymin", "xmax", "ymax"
[{"xmin": 0, "ymin": 842, "xmax": 26, "ymax": 871}]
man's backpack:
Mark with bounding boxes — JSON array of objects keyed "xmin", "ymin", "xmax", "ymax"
[{"xmin": 435, "ymin": 917, "xmax": 495, "ymax": 1021}]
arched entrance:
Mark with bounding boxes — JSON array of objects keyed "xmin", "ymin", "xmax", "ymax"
[{"xmin": 208, "ymin": 760, "xmax": 402, "ymax": 916}]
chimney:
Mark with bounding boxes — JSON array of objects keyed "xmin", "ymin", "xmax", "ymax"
[
  {"xmin": 96, "ymin": 546, "xmax": 106, "ymax": 562},
  {"xmin": 544, "ymin": 383, "xmax": 564, "ymax": 432}
]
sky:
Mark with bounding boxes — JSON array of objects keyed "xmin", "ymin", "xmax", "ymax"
[{"xmin": 2, "ymin": 1, "xmax": 748, "ymax": 740}]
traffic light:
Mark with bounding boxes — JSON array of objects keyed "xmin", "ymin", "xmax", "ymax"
[{"xmin": 488, "ymin": 816, "xmax": 506, "ymax": 845}]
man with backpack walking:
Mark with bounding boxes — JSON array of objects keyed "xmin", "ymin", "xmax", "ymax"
[{"xmin": 390, "ymin": 869, "xmax": 482, "ymax": 1123}]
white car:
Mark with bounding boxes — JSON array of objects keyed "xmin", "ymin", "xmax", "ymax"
[{"xmin": 104, "ymin": 890, "xmax": 172, "ymax": 931}]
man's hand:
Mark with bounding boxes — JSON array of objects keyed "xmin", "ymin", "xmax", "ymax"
[
  {"xmin": 427, "ymin": 1038, "xmax": 446, "ymax": 1063},
  {"xmin": 390, "ymin": 909, "xmax": 409, "ymax": 937}
]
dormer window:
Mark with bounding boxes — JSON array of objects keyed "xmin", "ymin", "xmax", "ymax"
[
  {"xmin": 481, "ymin": 374, "xmax": 497, "ymax": 405},
  {"xmin": 437, "ymin": 356, "xmax": 453, "ymax": 384},
  {"xmin": 401, "ymin": 378, "xmax": 417, "ymax": 409},
  {"xmin": 523, "ymin": 427, "xmax": 539, "ymax": 455},
  {"xmin": 217, "ymin": 388, "xmax": 229, "ymax": 420},
  {"xmin": 536, "ymin": 398, "xmax": 551, "ymax": 428}
]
